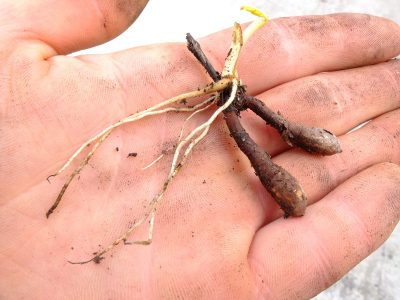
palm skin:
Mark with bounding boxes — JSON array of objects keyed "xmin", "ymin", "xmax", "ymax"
[{"xmin": 1, "ymin": 1, "xmax": 400, "ymax": 299}]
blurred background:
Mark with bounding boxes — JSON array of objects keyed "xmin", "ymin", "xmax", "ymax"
[{"xmin": 78, "ymin": 1, "xmax": 399, "ymax": 299}]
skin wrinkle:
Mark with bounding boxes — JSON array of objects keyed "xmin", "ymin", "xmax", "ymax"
[
  {"xmin": 107, "ymin": 54, "xmax": 137, "ymax": 116},
  {"xmin": 382, "ymin": 61, "xmax": 400, "ymax": 101},
  {"xmin": 263, "ymin": 20, "xmax": 296, "ymax": 81},
  {"xmin": 308, "ymin": 228, "xmax": 342, "ymax": 291},
  {"xmin": 386, "ymin": 188, "xmax": 400, "ymax": 218},
  {"xmin": 283, "ymin": 15, "xmax": 340, "ymax": 49},
  {"xmin": 249, "ymin": 256, "xmax": 276, "ymax": 299},
  {"xmin": 373, "ymin": 121, "xmax": 398, "ymax": 155},
  {"xmin": 115, "ymin": 0, "xmax": 149, "ymax": 22},
  {"xmin": 319, "ymin": 74, "xmax": 347, "ymax": 116},
  {"xmin": 0, "ymin": 254, "xmax": 67, "ymax": 299},
  {"xmin": 242, "ymin": 19, "xmax": 295, "ymax": 93},
  {"xmin": 336, "ymin": 197, "xmax": 376, "ymax": 255},
  {"xmin": 91, "ymin": 0, "xmax": 109, "ymax": 37}
]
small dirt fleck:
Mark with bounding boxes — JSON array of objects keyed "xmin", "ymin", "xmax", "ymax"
[
  {"xmin": 127, "ymin": 152, "xmax": 137, "ymax": 158},
  {"xmin": 180, "ymin": 99, "xmax": 187, "ymax": 105},
  {"xmin": 70, "ymin": 246, "xmax": 74, "ymax": 250},
  {"xmin": 116, "ymin": 147, "xmax": 119, "ymax": 152},
  {"xmin": 94, "ymin": 256, "xmax": 104, "ymax": 264},
  {"xmin": 202, "ymin": 180, "xmax": 206, "ymax": 184}
]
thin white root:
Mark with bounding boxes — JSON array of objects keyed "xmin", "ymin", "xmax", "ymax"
[
  {"xmin": 50, "ymin": 93, "xmax": 219, "ymax": 218},
  {"xmin": 46, "ymin": 130, "xmax": 112, "ymax": 218},
  {"xmin": 141, "ymin": 95, "xmax": 217, "ymax": 170},
  {"xmin": 170, "ymin": 80, "xmax": 239, "ymax": 173},
  {"xmin": 51, "ymin": 79, "xmax": 230, "ymax": 178},
  {"xmin": 132, "ymin": 210, "xmax": 155, "ymax": 245},
  {"xmin": 178, "ymin": 96, "xmax": 217, "ymax": 142},
  {"xmin": 141, "ymin": 154, "xmax": 164, "ymax": 170}
]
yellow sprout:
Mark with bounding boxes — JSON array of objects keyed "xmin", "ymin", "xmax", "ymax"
[
  {"xmin": 241, "ymin": 5, "xmax": 268, "ymax": 21},
  {"xmin": 240, "ymin": 6, "xmax": 269, "ymax": 44}
]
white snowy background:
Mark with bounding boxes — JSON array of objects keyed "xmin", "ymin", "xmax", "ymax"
[{"xmin": 78, "ymin": 1, "xmax": 400, "ymax": 299}]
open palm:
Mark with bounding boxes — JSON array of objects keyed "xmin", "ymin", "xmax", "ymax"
[{"xmin": 1, "ymin": 1, "xmax": 400, "ymax": 299}]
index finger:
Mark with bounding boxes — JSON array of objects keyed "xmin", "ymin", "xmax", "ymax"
[{"xmin": 199, "ymin": 13, "xmax": 400, "ymax": 94}]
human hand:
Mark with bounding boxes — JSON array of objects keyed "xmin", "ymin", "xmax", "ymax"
[{"xmin": 1, "ymin": 1, "xmax": 400, "ymax": 298}]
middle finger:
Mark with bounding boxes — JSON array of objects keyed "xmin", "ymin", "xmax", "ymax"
[{"xmin": 242, "ymin": 59, "xmax": 400, "ymax": 156}]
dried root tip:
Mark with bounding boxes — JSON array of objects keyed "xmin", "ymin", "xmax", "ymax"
[
  {"xmin": 46, "ymin": 130, "xmax": 112, "ymax": 218},
  {"xmin": 265, "ymin": 162, "xmax": 307, "ymax": 217},
  {"xmin": 282, "ymin": 124, "xmax": 342, "ymax": 155},
  {"xmin": 224, "ymin": 110, "xmax": 307, "ymax": 217},
  {"xmin": 46, "ymin": 174, "xmax": 56, "ymax": 183},
  {"xmin": 186, "ymin": 33, "xmax": 221, "ymax": 82},
  {"xmin": 67, "ymin": 255, "xmax": 104, "ymax": 265}
]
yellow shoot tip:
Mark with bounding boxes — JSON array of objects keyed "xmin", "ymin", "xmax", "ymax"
[{"xmin": 240, "ymin": 5, "xmax": 268, "ymax": 22}]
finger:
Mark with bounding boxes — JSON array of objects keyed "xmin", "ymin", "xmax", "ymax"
[
  {"xmin": 256, "ymin": 108, "xmax": 400, "ymax": 221},
  {"xmin": 1, "ymin": 0, "xmax": 149, "ymax": 54},
  {"xmin": 200, "ymin": 13, "xmax": 400, "ymax": 94},
  {"xmin": 242, "ymin": 59, "xmax": 400, "ymax": 156},
  {"xmin": 249, "ymin": 162, "xmax": 400, "ymax": 299}
]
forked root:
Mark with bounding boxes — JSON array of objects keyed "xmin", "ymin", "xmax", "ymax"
[
  {"xmin": 47, "ymin": 80, "xmax": 230, "ymax": 181},
  {"xmin": 47, "ymin": 93, "xmax": 220, "ymax": 217},
  {"xmin": 141, "ymin": 95, "xmax": 217, "ymax": 170}
]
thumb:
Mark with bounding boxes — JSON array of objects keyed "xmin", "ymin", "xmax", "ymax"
[{"xmin": 0, "ymin": 0, "xmax": 149, "ymax": 54}]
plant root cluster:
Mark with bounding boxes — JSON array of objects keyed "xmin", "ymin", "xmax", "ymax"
[{"xmin": 46, "ymin": 7, "xmax": 341, "ymax": 264}]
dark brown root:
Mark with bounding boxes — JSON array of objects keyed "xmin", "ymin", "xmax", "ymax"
[
  {"xmin": 224, "ymin": 110, "xmax": 307, "ymax": 217},
  {"xmin": 244, "ymin": 96, "xmax": 342, "ymax": 155}
]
